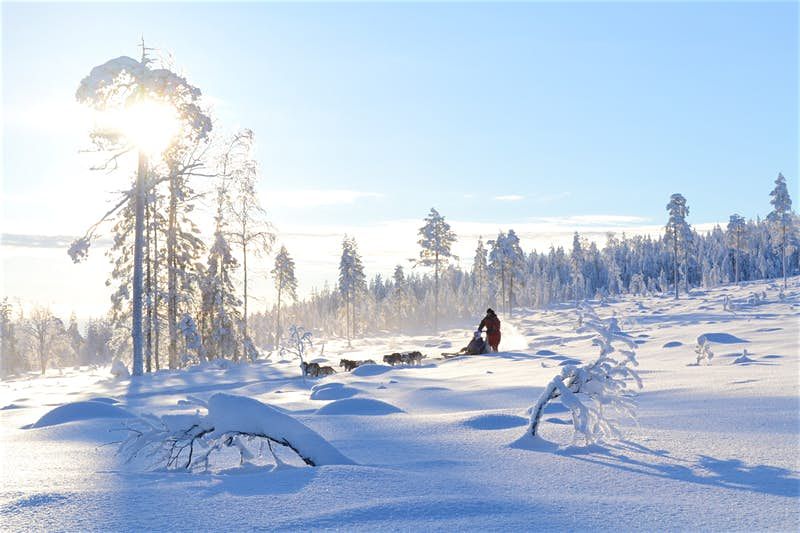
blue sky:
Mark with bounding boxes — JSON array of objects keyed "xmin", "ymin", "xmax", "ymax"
[{"xmin": 2, "ymin": 1, "xmax": 798, "ymax": 316}]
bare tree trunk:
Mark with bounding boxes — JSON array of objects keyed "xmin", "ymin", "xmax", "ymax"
[
  {"xmin": 500, "ymin": 263, "xmax": 506, "ymax": 314},
  {"xmin": 352, "ymin": 294, "xmax": 357, "ymax": 340},
  {"xmin": 153, "ymin": 215, "xmax": 161, "ymax": 371},
  {"xmin": 167, "ymin": 175, "xmax": 178, "ymax": 370},
  {"xmin": 131, "ymin": 151, "xmax": 146, "ymax": 376},
  {"xmin": 242, "ymin": 237, "xmax": 249, "ymax": 346},
  {"xmin": 434, "ymin": 251, "xmax": 439, "ymax": 332},
  {"xmin": 145, "ymin": 199, "xmax": 153, "ymax": 373},
  {"xmin": 276, "ymin": 284, "xmax": 282, "ymax": 349},
  {"xmin": 782, "ymin": 224, "xmax": 787, "ymax": 288},
  {"xmin": 509, "ymin": 275, "xmax": 513, "ymax": 317},
  {"xmin": 673, "ymin": 233, "xmax": 679, "ymax": 300},
  {"xmin": 345, "ymin": 292, "xmax": 351, "ymax": 346}
]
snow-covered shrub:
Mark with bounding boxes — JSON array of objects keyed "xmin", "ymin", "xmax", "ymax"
[
  {"xmin": 747, "ymin": 292, "xmax": 765, "ymax": 306},
  {"xmin": 732, "ymin": 349, "xmax": 754, "ymax": 364},
  {"xmin": 694, "ymin": 338, "xmax": 714, "ymax": 365},
  {"xmin": 118, "ymin": 393, "xmax": 353, "ymax": 471},
  {"xmin": 110, "ymin": 358, "xmax": 130, "ymax": 379},
  {"xmin": 526, "ymin": 303, "xmax": 642, "ymax": 445},
  {"xmin": 280, "ymin": 325, "xmax": 313, "ymax": 376}
]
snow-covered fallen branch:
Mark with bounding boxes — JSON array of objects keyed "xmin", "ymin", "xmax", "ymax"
[
  {"xmin": 526, "ymin": 303, "xmax": 642, "ymax": 445},
  {"xmin": 118, "ymin": 393, "xmax": 353, "ymax": 471}
]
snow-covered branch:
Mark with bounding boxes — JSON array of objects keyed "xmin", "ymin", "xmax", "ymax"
[
  {"xmin": 118, "ymin": 393, "xmax": 353, "ymax": 471},
  {"xmin": 527, "ymin": 303, "xmax": 642, "ymax": 445}
]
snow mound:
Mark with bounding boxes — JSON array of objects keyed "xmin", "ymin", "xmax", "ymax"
[
  {"xmin": 310, "ymin": 382, "xmax": 361, "ymax": 401},
  {"xmin": 350, "ymin": 364, "xmax": 393, "ymax": 377},
  {"xmin": 316, "ymin": 398, "xmax": 404, "ymax": 416},
  {"xmin": 30, "ymin": 401, "xmax": 134, "ymax": 428},
  {"xmin": 87, "ymin": 397, "xmax": 120, "ymax": 404},
  {"xmin": 463, "ymin": 413, "xmax": 528, "ymax": 430},
  {"xmin": 697, "ymin": 333, "xmax": 749, "ymax": 344},
  {"xmin": 1, "ymin": 403, "xmax": 25, "ymax": 410},
  {"xmin": 207, "ymin": 393, "xmax": 354, "ymax": 466},
  {"xmin": 536, "ymin": 349, "xmax": 557, "ymax": 356},
  {"xmin": 663, "ymin": 341, "xmax": 683, "ymax": 348}
]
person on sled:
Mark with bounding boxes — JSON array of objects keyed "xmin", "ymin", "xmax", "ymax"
[
  {"xmin": 478, "ymin": 308, "xmax": 501, "ymax": 352},
  {"xmin": 458, "ymin": 330, "xmax": 488, "ymax": 355}
]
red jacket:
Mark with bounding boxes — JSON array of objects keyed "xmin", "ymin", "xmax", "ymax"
[{"xmin": 479, "ymin": 313, "xmax": 501, "ymax": 334}]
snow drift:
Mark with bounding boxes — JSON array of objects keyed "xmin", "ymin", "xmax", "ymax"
[
  {"xmin": 30, "ymin": 401, "xmax": 134, "ymax": 428},
  {"xmin": 119, "ymin": 393, "xmax": 354, "ymax": 470}
]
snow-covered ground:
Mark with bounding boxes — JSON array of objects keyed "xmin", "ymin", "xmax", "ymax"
[{"xmin": 2, "ymin": 279, "xmax": 798, "ymax": 531}]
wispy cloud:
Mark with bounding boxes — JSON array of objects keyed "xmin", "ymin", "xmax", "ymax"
[
  {"xmin": 493, "ymin": 194, "xmax": 525, "ymax": 202},
  {"xmin": 262, "ymin": 189, "xmax": 384, "ymax": 209}
]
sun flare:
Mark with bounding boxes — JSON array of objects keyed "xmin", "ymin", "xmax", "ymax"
[{"xmin": 97, "ymin": 99, "xmax": 181, "ymax": 156}]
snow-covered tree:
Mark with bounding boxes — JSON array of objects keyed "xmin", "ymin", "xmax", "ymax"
[
  {"xmin": 178, "ymin": 314, "xmax": 205, "ymax": 364},
  {"xmin": 726, "ymin": 214, "xmax": 747, "ymax": 283},
  {"xmin": 65, "ymin": 314, "xmax": 84, "ymax": 367},
  {"xmin": 527, "ymin": 304, "xmax": 642, "ymax": 445},
  {"xmin": 417, "ymin": 208, "xmax": 457, "ymax": 331},
  {"xmin": 24, "ymin": 307, "xmax": 66, "ymax": 375},
  {"xmin": 471, "ymin": 238, "xmax": 490, "ymax": 312},
  {"xmin": 72, "ymin": 44, "xmax": 211, "ymax": 376},
  {"xmin": 201, "ymin": 181, "xmax": 242, "ymax": 361},
  {"xmin": 488, "ymin": 230, "xmax": 525, "ymax": 316},
  {"xmin": 665, "ymin": 193, "xmax": 691, "ymax": 299},
  {"xmin": 338, "ymin": 236, "xmax": 366, "ymax": 343},
  {"xmin": 571, "ymin": 232, "xmax": 586, "ymax": 303},
  {"xmin": 221, "ymin": 130, "xmax": 274, "ymax": 351},
  {"xmin": 272, "ymin": 245, "xmax": 298, "ymax": 348},
  {"xmin": 767, "ymin": 173, "xmax": 795, "ymax": 288},
  {"xmin": 0, "ymin": 299, "xmax": 22, "ymax": 377}
]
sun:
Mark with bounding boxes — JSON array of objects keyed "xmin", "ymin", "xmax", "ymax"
[{"xmin": 97, "ymin": 99, "xmax": 182, "ymax": 157}]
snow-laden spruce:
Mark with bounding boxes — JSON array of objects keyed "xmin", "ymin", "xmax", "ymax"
[
  {"xmin": 339, "ymin": 236, "xmax": 367, "ymax": 343},
  {"xmin": 417, "ymin": 208, "xmax": 458, "ymax": 331},
  {"xmin": 767, "ymin": 172, "xmax": 796, "ymax": 288},
  {"xmin": 526, "ymin": 303, "xmax": 642, "ymax": 445},
  {"xmin": 272, "ymin": 245, "xmax": 298, "ymax": 347},
  {"xmin": 119, "ymin": 392, "xmax": 353, "ymax": 470}
]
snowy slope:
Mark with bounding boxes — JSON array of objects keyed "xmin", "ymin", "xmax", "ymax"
[{"xmin": 1, "ymin": 278, "xmax": 798, "ymax": 531}]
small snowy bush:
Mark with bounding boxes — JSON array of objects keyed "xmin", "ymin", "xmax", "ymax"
[
  {"xmin": 526, "ymin": 303, "xmax": 642, "ymax": 445},
  {"xmin": 694, "ymin": 338, "xmax": 714, "ymax": 365},
  {"xmin": 732, "ymin": 349, "xmax": 754, "ymax": 364},
  {"xmin": 279, "ymin": 325, "xmax": 313, "ymax": 376},
  {"xmin": 110, "ymin": 358, "xmax": 130, "ymax": 379},
  {"xmin": 118, "ymin": 393, "xmax": 352, "ymax": 471}
]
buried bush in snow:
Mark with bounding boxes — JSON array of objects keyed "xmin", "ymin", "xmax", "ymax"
[
  {"xmin": 526, "ymin": 303, "xmax": 642, "ymax": 445},
  {"xmin": 118, "ymin": 393, "xmax": 353, "ymax": 471},
  {"xmin": 732, "ymin": 349, "xmax": 755, "ymax": 364},
  {"xmin": 694, "ymin": 338, "xmax": 714, "ymax": 365},
  {"xmin": 110, "ymin": 359, "xmax": 130, "ymax": 379}
]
